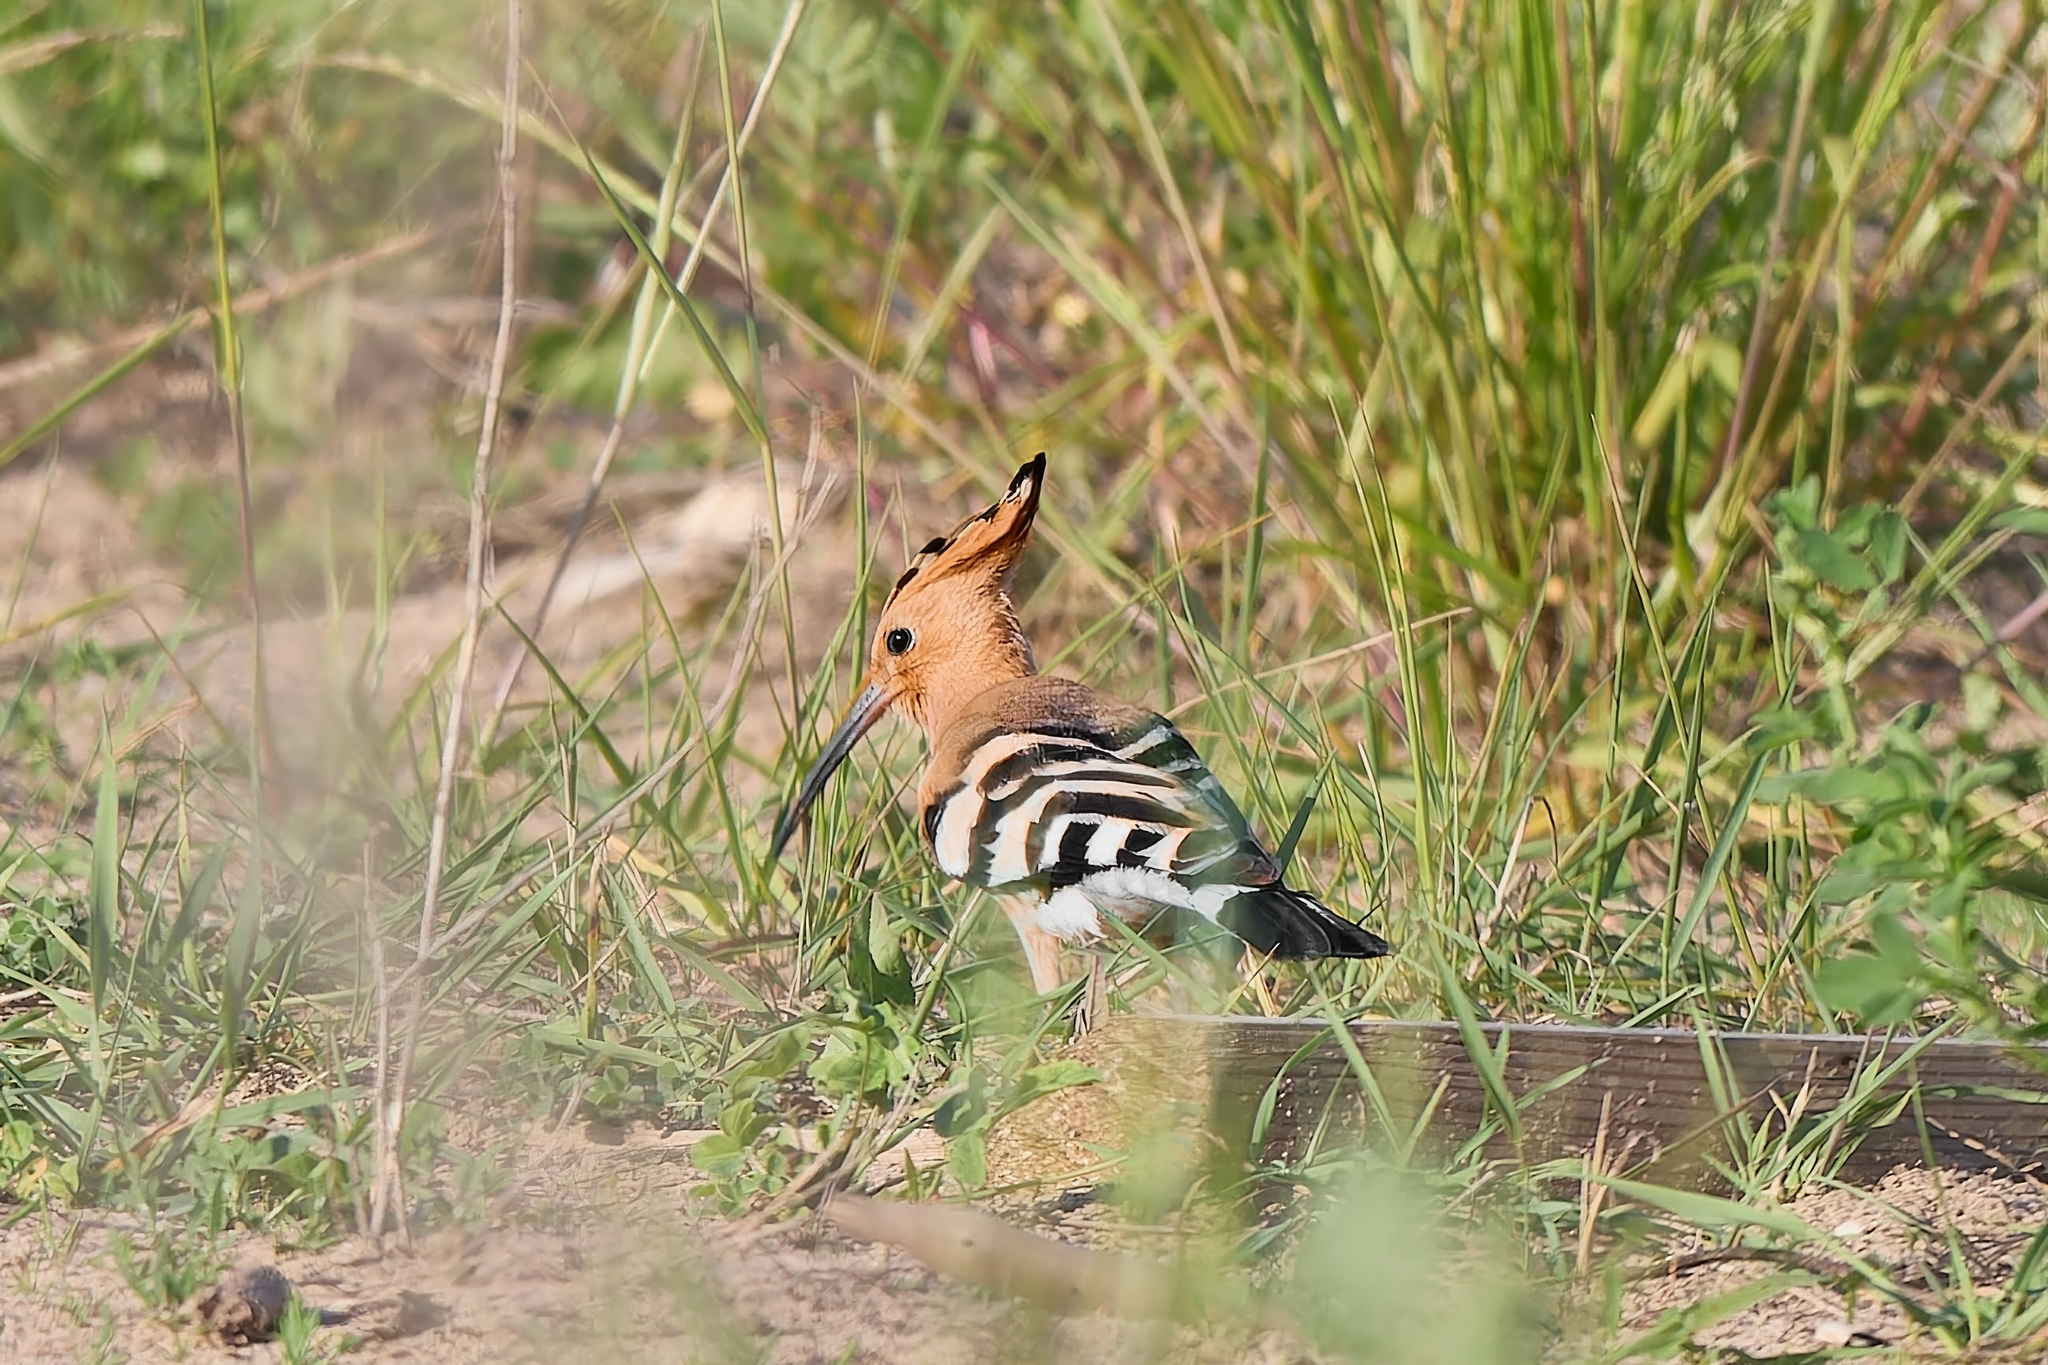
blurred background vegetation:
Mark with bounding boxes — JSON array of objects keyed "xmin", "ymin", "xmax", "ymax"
[{"xmin": 2, "ymin": 0, "xmax": 2047, "ymax": 1357}]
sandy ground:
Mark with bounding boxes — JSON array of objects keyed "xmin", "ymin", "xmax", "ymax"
[
  {"xmin": 3, "ymin": 1121, "xmax": 2046, "ymax": 1363},
  {"xmin": 0, "ymin": 431, "xmax": 852, "ymax": 783},
  {"xmin": 1622, "ymin": 1167, "xmax": 2048, "ymax": 1358},
  {"xmin": 0, "ymin": 1123, "xmax": 1314, "ymax": 1365}
]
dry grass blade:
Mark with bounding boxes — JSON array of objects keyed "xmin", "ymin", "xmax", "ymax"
[
  {"xmin": 190, "ymin": 0, "xmax": 270, "ymax": 802},
  {"xmin": 0, "ymin": 224, "xmax": 444, "ymax": 395},
  {"xmin": 370, "ymin": 0, "xmax": 523, "ymax": 1240},
  {"xmin": 381, "ymin": 450, "xmax": 838, "ymax": 996},
  {"xmin": 1083, "ymin": 0, "xmax": 1243, "ymax": 383}
]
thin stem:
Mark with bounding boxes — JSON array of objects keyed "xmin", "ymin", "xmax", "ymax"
[{"xmin": 375, "ymin": 0, "xmax": 522, "ymax": 1238}]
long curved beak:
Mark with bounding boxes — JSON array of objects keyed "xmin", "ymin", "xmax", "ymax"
[{"xmin": 768, "ymin": 681, "xmax": 896, "ymax": 862}]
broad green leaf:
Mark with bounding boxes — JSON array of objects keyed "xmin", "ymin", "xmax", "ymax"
[
  {"xmin": 1795, "ymin": 526, "xmax": 1876, "ymax": 592},
  {"xmin": 946, "ymin": 1127, "xmax": 987, "ymax": 1188}
]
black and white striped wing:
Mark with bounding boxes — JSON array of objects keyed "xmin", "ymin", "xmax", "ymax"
[{"xmin": 924, "ymin": 717, "xmax": 1275, "ymax": 893}]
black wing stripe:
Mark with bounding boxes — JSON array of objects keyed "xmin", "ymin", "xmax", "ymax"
[
  {"xmin": 1051, "ymin": 821, "xmax": 1096, "ymax": 888},
  {"xmin": 1053, "ymin": 789, "xmax": 1192, "ymax": 827},
  {"xmin": 987, "ymin": 765, "xmax": 1178, "ymax": 807},
  {"xmin": 947, "ymin": 716, "xmax": 1275, "ymax": 891},
  {"xmin": 1119, "ymin": 826, "xmax": 1165, "ymax": 867},
  {"xmin": 1112, "ymin": 719, "xmax": 1257, "ymax": 838},
  {"xmin": 987, "ymin": 763, "xmax": 1180, "ymax": 805}
]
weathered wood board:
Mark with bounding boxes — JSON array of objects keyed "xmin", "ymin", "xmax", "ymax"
[{"xmin": 1095, "ymin": 1016, "xmax": 2048, "ymax": 1189}]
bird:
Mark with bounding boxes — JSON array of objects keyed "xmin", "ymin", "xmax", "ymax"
[{"xmin": 768, "ymin": 453, "xmax": 1391, "ymax": 995}]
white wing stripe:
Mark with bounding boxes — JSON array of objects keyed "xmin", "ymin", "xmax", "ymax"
[
  {"xmin": 1112, "ymin": 724, "xmax": 1174, "ymax": 759},
  {"xmin": 958, "ymin": 731, "xmax": 1047, "ymax": 789},
  {"xmin": 1086, "ymin": 818, "xmax": 1133, "ymax": 868},
  {"xmin": 986, "ymin": 757, "xmax": 1180, "ymax": 803},
  {"xmin": 1033, "ymin": 813, "xmax": 1079, "ymax": 872},
  {"xmin": 1152, "ymin": 827, "xmax": 1195, "ymax": 870},
  {"xmin": 932, "ymin": 786, "xmax": 982, "ymax": 878}
]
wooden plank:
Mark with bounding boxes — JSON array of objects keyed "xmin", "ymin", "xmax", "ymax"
[{"xmin": 1095, "ymin": 1017, "xmax": 2048, "ymax": 1189}]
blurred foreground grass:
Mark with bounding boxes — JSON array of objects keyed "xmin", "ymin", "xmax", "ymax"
[{"xmin": 3, "ymin": 0, "xmax": 2047, "ymax": 1359}]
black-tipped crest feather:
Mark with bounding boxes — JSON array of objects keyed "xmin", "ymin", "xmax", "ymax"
[{"xmin": 883, "ymin": 454, "xmax": 1047, "ymax": 606}]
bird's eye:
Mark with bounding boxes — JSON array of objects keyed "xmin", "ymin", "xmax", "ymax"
[{"xmin": 885, "ymin": 627, "xmax": 915, "ymax": 656}]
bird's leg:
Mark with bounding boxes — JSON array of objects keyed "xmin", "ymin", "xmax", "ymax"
[
  {"xmin": 1019, "ymin": 928, "xmax": 1066, "ymax": 995},
  {"xmin": 1000, "ymin": 896, "xmax": 1067, "ymax": 994}
]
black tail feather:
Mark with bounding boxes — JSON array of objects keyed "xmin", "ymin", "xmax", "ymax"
[{"xmin": 1217, "ymin": 884, "xmax": 1392, "ymax": 959}]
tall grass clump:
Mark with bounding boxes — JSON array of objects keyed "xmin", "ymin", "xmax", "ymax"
[
  {"xmin": 680, "ymin": 0, "xmax": 2048, "ymax": 1030},
  {"xmin": 1, "ymin": 1, "xmax": 2045, "ymax": 1358}
]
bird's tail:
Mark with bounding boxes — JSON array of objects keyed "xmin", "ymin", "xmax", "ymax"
[{"xmin": 1217, "ymin": 884, "xmax": 1392, "ymax": 959}]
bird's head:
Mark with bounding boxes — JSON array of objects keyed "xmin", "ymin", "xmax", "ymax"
[{"xmin": 769, "ymin": 454, "xmax": 1046, "ymax": 860}]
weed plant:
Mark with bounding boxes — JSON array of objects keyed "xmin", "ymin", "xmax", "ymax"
[{"xmin": 2, "ymin": 0, "xmax": 2046, "ymax": 1360}]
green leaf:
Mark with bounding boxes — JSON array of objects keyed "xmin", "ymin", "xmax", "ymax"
[
  {"xmin": 945, "ymin": 1127, "xmax": 987, "ymax": 1188},
  {"xmin": 725, "ymin": 1027, "xmax": 808, "ymax": 1089},
  {"xmin": 1442, "ymin": 967, "xmax": 1521, "ymax": 1146},
  {"xmin": 1594, "ymin": 1176, "xmax": 1824, "ymax": 1241},
  {"xmin": 999, "ymin": 1059, "xmax": 1101, "ymax": 1118},
  {"xmin": 1273, "ymin": 787, "xmax": 1319, "ymax": 874},
  {"xmin": 661, "ymin": 930, "xmax": 769, "ymax": 1014},
  {"xmin": 1747, "ymin": 705, "xmax": 1823, "ymax": 752},
  {"xmin": 88, "ymin": 721, "xmax": 119, "ymax": 1018},
  {"xmin": 807, "ymin": 1026, "xmax": 905, "ymax": 1099},
  {"xmin": 1869, "ymin": 909, "xmax": 1919, "ymax": 964},
  {"xmin": 1819, "ymin": 134, "xmax": 1854, "ymax": 190},
  {"xmin": 579, "ymin": 150, "xmax": 767, "ymax": 448},
  {"xmin": 1814, "ymin": 913, "xmax": 1927, "ymax": 1023},
  {"xmin": 1810, "ymin": 867, "xmax": 1881, "ymax": 905},
  {"xmin": 690, "ymin": 1132, "xmax": 751, "ymax": 1179},
  {"xmin": 1990, "ymin": 868, "xmax": 2048, "ymax": 904},
  {"xmin": 1780, "ymin": 760, "xmax": 1917, "ymax": 808},
  {"xmin": 1991, "ymin": 507, "xmax": 2048, "ymax": 537},
  {"xmin": 1768, "ymin": 476, "xmax": 1821, "ymax": 531},
  {"xmin": 1868, "ymin": 510, "xmax": 1906, "ymax": 583},
  {"xmin": 1795, "ymin": 526, "xmax": 1876, "ymax": 591},
  {"xmin": 932, "ymin": 1088, "xmax": 987, "ymax": 1137}
]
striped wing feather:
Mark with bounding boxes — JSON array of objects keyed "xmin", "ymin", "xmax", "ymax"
[{"xmin": 928, "ymin": 716, "xmax": 1278, "ymax": 893}]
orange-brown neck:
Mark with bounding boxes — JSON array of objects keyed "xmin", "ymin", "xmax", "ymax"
[{"xmin": 894, "ymin": 595, "xmax": 1035, "ymax": 742}]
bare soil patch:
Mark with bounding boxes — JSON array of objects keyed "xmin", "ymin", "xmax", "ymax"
[
  {"xmin": 0, "ymin": 1125, "xmax": 1307, "ymax": 1365},
  {"xmin": 1621, "ymin": 1168, "xmax": 2048, "ymax": 1358},
  {"xmin": 5, "ymin": 1131, "xmax": 2044, "ymax": 1362}
]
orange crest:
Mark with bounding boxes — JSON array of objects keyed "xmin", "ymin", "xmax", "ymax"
[
  {"xmin": 862, "ymin": 454, "xmax": 1047, "ymax": 735},
  {"xmin": 884, "ymin": 452, "xmax": 1046, "ymax": 609}
]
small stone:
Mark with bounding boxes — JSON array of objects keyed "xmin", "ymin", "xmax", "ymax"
[
  {"xmin": 1813, "ymin": 1319, "xmax": 1855, "ymax": 1347},
  {"xmin": 193, "ymin": 1264, "xmax": 293, "ymax": 1344}
]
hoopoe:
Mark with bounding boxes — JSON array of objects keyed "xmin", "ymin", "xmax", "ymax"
[{"xmin": 768, "ymin": 454, "xmax": 1391, "ymax": 994}]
